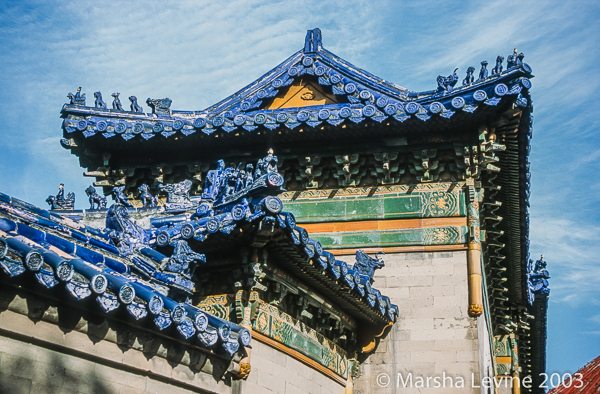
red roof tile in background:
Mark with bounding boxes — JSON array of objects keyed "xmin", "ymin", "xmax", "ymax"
[{"xmin": 547, "ymin": 355, "xmax": 600, "ymax": 393}]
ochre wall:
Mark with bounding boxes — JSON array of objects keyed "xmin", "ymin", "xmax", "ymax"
[{"xmin": 344, "ymin": 251, "xmax": 480, "ymax": 394}]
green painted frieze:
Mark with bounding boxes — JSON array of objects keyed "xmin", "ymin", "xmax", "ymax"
[
  {"xmin": 253, "ymin": 301, "xmax": 351, "ymax": 379},
  {"xmin": 312, "ymin": 226, "xmax": 467, "ymax": 249},
  {"xmin": 281, "ymin": 184, "xmax": 466, "ymax": 223}
]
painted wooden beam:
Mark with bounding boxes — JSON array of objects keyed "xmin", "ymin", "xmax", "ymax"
[
  {"xmin": 281, "ymin": 187, "xmax": 466, "ymax": 223},
  {"xmin": 309, "ymin": 225, "xmax": 468, "ymax": 249},
  {"xmin": 301, "ymin": 217, "xmax": 466, "ymax": 233},
  {"xmin": 327, "ymin": 244, "xmax": 467, "ymax": 256}
]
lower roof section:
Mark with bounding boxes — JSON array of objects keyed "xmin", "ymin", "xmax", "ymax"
[{"xmin": 0, "ymin": 192, "xmax": 249, "ymax": 359}]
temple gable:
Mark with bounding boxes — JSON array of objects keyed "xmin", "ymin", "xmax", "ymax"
[{"xmin": 265, "ymin": 78, "xmax": 340, "ymax": 109}]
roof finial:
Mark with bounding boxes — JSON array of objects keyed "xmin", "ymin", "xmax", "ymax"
[{"xmin": 304, "ymin": 28, "xmax": 322, "ymax": 53}]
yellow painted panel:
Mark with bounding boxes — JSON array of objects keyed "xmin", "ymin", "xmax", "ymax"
[{"xmin": 266, "ymin": 79, "xmax": 338, "ymax": 109}]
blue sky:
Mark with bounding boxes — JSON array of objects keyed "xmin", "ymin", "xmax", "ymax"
[{"xmin": 0, "ymin": 0, "xmax": 598, "ymax": 377}]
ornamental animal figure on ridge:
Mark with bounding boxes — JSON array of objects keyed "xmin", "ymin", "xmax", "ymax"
[
  {"xmin": 436, "ymin": 68, "xmax": 459, "ymax": 93},
  {"xmin": 111, "ymin": 186, "xmax": 133, "ymax": 208},
  {"xmin": 526, "ymin": 255, "xmax": 550, "ymax": 304},
  {"xmin": 159, "ymin": 180, "xmax": 193, "ymax": 210},
  {"xmin": 112, "ymin": 93, "xmax": 123, "ymax": 110},
  {"xmin": 492, "ymin": 56, "xmax": 504, "ymax": 75},
  {"xmin": 138, "ymin": 184, "xmax": 158, "ymax": 208},
  {"xmin": 161, "ymin": 240, "xmax": 205, "ymax": 279},
  {"xmin": 255, "ymin": 148, "xmax": 278, "ymax": 178},
  {"xmin": 129, "ymin": 96, "xmax": 143, "ymax": 113},
  {"xmin": 195, "ymin": 150, "xmax": 284, "ymax": 211},
  {"xmin": 507, "ymin": 48, "xmax": 518, "ymax": 68},
  {"xmin": 94, "ymin": 91, "xmax": 107, "ymax": 109},
  {"xmin": 477, "ymin": 61, "xmax": 488, "ymax": 81},
  {"xmin": 105, "ymin": 204, "xmax": 149, "ymax": 255},
  {"xmin": 67, "ymin": 87, "xmax": 86, "ymax": 106},
  {"xmin": 463, "ymin": 66, "xmax": 475, "ymax": 86},
  {"xmin": 46, "ymin": 183, "xmax": 75, "ymax": 210},
  {"xmin": 202, "ymin": 160, "xmax": 226, "ymax": 201},
  {"xmin": 353, "ymin": 250, "xmax": 385, "ymax": 282},
  {"xmin": 85, "ymin": 185, "xmax": 107, "ymax": 209}
]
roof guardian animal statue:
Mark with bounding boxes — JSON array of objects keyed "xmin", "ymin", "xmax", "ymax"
[
  {"xmin": 492, "ymin": 56, "xmax": 504, "ymax": 76},
  {"xmin": 46, "ymin": 183, "xmax": 75, "ymax": 210},
  {"xmin": 159, "ymin": 180, "xmax": 193, "ymax": 211},
  {"xmin": 106, "ymin": 203, "xmax": 149, "ymax": 255},
  {"xmin": 146, "ymin": 98, "xmax": 172, "ymax": 117},
  {"xmin": 353, "ymin": 250, "xmax": 385, "ymax": 283},
  {"xmin": 477, "ymin": 60, "xmax": 488, "ymax": 82},
  {"xmin": 507, "ymin": 48, "xmax": 518, "ymax": 68},
  {"xmin": 436, "ymin": 68, "xmax": 459, "ymax": 93},
  {"xmin": 67, "ymin": 87, "xmax": 86, "ymax": 106},
  {"xmin": 463, "ymin": 66, "xmax": 475, "ymax": 86},
  {"xmin": 526, "ymin": 255, "xmax": 550, "ymax": 305},
  {"xmin": 85, "ymin": 185, "xmax": 107, "ymax": 210},
  {"xmin": 111, "ymin": 92, "xmax": 123, "ymax": 110},
  {"xmin": 161, "ymin": 240, "xmax": 205, "ymax": 279},
  {"xmin": 129, "ymin": 96, "xmax": 143, "ymax": 113},
  {"xmin": 138, "ymin": 184, "xmax": 158, "ymax": 208},
  {"xmin": 111, "ymin": 186, "xmax": 133, "ymax": 208},
  {"xmin": 94, "ymin": 91, "xmax": 107, "ymax": 109}
]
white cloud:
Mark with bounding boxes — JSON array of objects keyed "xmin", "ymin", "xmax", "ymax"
[
  {"xmin": 581, "ymin": 331, "xmax": 600, "ymax": 336},
  {"xmin": 530, "ymin": 216, "xmax": 600, "ymax": 304}
]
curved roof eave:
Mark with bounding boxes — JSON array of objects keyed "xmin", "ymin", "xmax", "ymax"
[
  {"xmin": 60, "ymin": 29, "xmax": 534, "ymax": 142},
  {"xmin": 0, "ymin": 192, "xmax": 248, "ymax": 358}
]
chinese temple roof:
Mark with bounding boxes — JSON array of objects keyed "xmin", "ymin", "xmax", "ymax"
[
  {"xmin": 53, "ymin": 29, "xmax": 544, "ymax": 372},
  {"xmin": 56, "ymin": 26, "xmax": 538, "ymax": 342},
  {"xmin": 119, "ymin": 156, "xmax": 399, "ymax": 327},
  {"xmin": 59, "ymin": 28, "xmax": 534, "ymax": 168},
  {"xmin": 0, "ymin": 191, "xmax": 250, "ymax": 358},
  {"xmin": 0, "ymin": 153, "xmax": 399, "ymax": 350}
]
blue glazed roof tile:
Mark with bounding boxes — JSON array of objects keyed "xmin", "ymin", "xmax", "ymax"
[
  {"xmin": 61, "ymin": 30, "xmax": 533, "ymax": 142},
  {"xmin": 0, "ymin": 194, "xmax": 249, "ymax": 358},
  {"xmin": 0, "ymin": 156, "xmax": 399, "ymax": 353}
]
